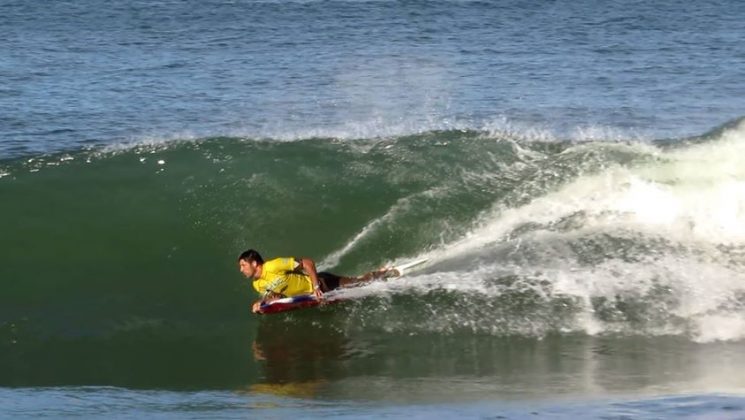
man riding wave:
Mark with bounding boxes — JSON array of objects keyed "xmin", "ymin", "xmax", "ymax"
[{"xmin": 238, "ymin": 249, "xmax": 399, "ymax": 313}]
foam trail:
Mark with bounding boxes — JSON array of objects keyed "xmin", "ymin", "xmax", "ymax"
[
  {"xmin": 320, "ymin": 187, "xmax": 448, "ymax": 269},
  {"xmin": 321, "ymin": 216, "xmax": 389, "ymax": 269}
]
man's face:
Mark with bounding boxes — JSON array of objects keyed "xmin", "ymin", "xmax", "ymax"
[{"xmin": 239, "ymin": 259, "xmax": 258, "ymax": 278}]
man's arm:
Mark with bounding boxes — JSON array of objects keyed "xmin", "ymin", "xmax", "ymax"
[{"xmin": 297, "ymin": 257, "xmax": 323, "ymax": 299}]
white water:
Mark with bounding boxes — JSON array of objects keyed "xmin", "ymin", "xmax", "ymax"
[{"xmin": 335, "ymin": 121, "xmax": 745, "ymax": 342}]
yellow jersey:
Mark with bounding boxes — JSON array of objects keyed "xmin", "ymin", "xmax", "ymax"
[{"xmin": 252, "ymin": 257, "xmax": 313, "ymax": 297}]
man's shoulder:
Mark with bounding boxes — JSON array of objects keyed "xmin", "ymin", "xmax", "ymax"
[
  {"xmin": 265, "ymin": 257, "xmax": 295, "ymax": 265},
  {"xmin": 263, "ymin": 257, "xmax": 297, "ymax": 271}
]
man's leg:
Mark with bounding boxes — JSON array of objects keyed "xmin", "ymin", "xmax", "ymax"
[{"xmin": 338, "ymin": 267, "xmax": 399, "ymax": 288}]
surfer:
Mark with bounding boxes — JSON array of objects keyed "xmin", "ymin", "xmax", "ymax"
[{"xmin": 238, "ymin": 249, "xmax": 399, "ymax": 312}]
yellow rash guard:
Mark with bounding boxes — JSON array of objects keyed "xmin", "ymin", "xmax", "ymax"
[{"xmin": 252, "ymin": 257, "xmax": 313, "ymax": 297}]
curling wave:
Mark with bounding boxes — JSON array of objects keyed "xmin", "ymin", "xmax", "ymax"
[{"xmin": 1, "ymin": 118, "xmax": 745, "ymax": 348}]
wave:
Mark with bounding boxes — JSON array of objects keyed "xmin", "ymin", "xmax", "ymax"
[
  {"xmin": 1, "ymin": 118, "xmax": 744, "ymax": 347},
  {"xmin": 335, "ymin": 118, "xmax": 745, "ymax": 342}
]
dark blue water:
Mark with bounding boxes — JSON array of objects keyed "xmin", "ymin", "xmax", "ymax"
[
  {"xmin": 2, "ymin": 0, "xmax": 744, "ymax": 158},
  {"xmin": 2, "ymin": 387, "xmax": 745, "ymax": 419},
  {"xmin": 2, "ymin": 0, "xmax": 745, "ymax": 417}
]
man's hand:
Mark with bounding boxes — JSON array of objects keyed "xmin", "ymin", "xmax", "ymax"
[
  {"xmin": 252, "ymin": 292, "xmax": 285, "ymax": 314},
  {"xmin": 252, "ymin": 301, "xmax": 262, "ymax": 313}
]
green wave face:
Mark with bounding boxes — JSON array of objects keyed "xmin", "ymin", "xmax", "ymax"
[{"xmin": 2, "ymin": 123, "xmax": 745, "ymax": 388}]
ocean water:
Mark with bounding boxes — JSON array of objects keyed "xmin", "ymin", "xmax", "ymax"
[{"xmin": 2, "ymin": 0, "xmax": 745, "ymax": 418}]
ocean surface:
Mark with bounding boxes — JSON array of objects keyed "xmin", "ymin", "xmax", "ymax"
[{"xmin": 2, "ymin": 0, "xmax": 745, "ymax": 418}]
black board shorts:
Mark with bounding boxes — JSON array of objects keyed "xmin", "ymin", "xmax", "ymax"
[{"xmin": 317, "ymin": 272, "xmax": 342, "ymax": 292}]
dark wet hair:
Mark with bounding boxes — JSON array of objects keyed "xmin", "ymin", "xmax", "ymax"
[{"xmin": 238, "ymin": 249, "xmax": 264, "ymax": 264}]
